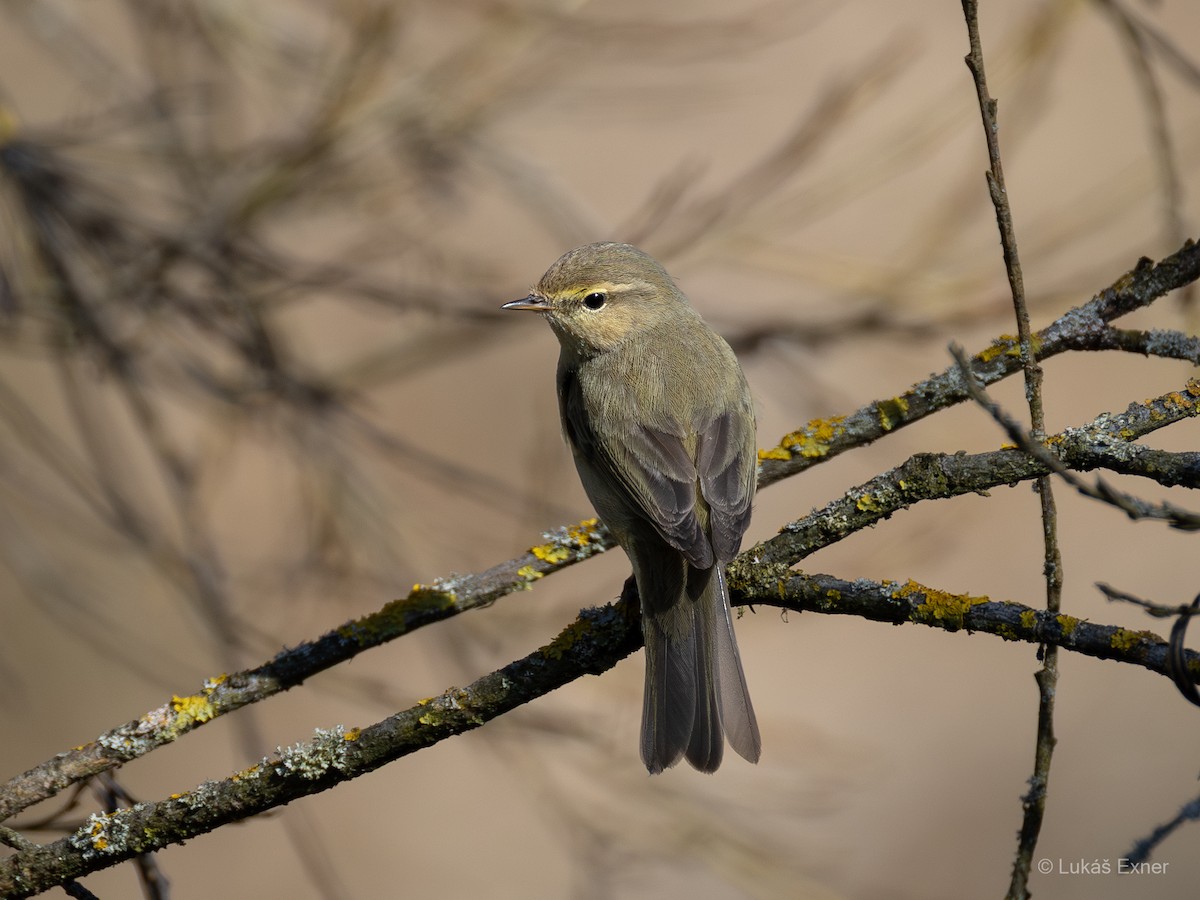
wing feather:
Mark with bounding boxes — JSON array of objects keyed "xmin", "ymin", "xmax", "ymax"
[{"xmin": 558, "ymin": 357, "xmax": 755, "ymax": 567}]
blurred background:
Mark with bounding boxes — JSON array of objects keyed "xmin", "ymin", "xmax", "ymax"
[{"xmin": 1, "ymin": 1, "xmax": 1199, "ymax": 898}]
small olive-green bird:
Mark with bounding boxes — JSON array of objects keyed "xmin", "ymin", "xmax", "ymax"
[{"xmin": 503, "ymin": 242, "xmax": 761, "ymax": 773}]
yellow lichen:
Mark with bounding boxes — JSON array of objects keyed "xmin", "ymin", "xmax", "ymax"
[
  {"xmin": 1110, "ymin": 628, "xmax": 1139, "ymax": 651},
  {"xmin": 1019, "ymin": 610, "xmax": 1038, "ymax": 631},
  {"xmin": 855, "ymin": 493, "xmax": 881, "ymax": 513},
  {"xmin": 407, "ymin": 584, "xmax": 458, "ymax": 608},
  {"xmin": 172, "ymin": 694, "xmax": 216, "ymax": 725},
  {"xmin": 1109, "ymin": 628, "xmax": 1157, "ymax": 651},
  {"xmin": 769, "ymin": 416, "xmax": 848, "ymax": 460},
  {"xmin": 877, "ymin": 396, "xmax": 910, "ymax": 432},
  {"xmin": 89, "ymin": 817, "xmax": 110, "ymax": 851},
  {"xmin": 338, "ymin": 585, "xmax": 456, "ymax": 646},
  {"xmin": 544, "ymin": 619, "xmax": 592, "ymax": 660},
  {"xmin": 343, "ymin": 728, "xmax": 361, "ymax": 741},
  {"xmin": 516, "ymin": 565, "xmax": 543, "ymax": 586},
  {"xmin": 978, "ymin": 335, "xmax": 1017, "ymax": 363},
  {"xmin": 1163, "ymin": 393, "xmax": 1185, "ymax": 410},
  {"xmin": 978, "ymin": 334, "xmax": 1043, "ymax": 364},
  {"xmin": 531, "ymin": 543, "xmax": 571, "ymax": 563},
  {"xmin": 895, "ymin": 579, "xmax": 989, "ymax": 629},
  {"xmin": 1056, "ymin": 614, "xmax": 1080, "ymax": 637},
  {"xmin": 530, "ymin": 517, "xmax": 602, "ymax": 563},
  {"xmin": 567, "ymin": 518, "xmax": 600, "ymax": 543}
]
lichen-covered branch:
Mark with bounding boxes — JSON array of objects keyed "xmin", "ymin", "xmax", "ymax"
[
  {"xmin": 745, "ymin": 377, "xmax": 1199, "ymax": 571},
  {"xmin": 2, "ymin": 570, "xmax": 1195, "ymax": 898},
  {"xmin": 0, "ymin": 518, "xmax": 612, "ymax": 823},
  {"xmin": 0, "ymin": 600, "xmax": 643, "ymax": 899},
  {"xmin": 757, "ymin": 573, "xmax": 1195, "ymax": 681},
  {"xmin": 953, "ymin": 345, "xmax": 1200, "ymax": 530},
  {"xmin": 756, "ymin": 238, "xmax": 1200, "ymax": 488}
]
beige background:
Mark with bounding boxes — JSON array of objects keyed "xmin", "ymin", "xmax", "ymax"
[{"xmin": 1, "ymin": 1, "xmax": 1199, "ymax": 898}]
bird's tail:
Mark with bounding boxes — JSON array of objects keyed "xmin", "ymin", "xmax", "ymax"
[{"xmin": 641, "ymin": 565, "xmax": 760, "ymax": 774}]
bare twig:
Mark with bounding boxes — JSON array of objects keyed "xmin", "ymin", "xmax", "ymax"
[
  {"xmin": 1097, "ymin": 0, "xmax": 1192, "ymax": 306},
  {"xmin": 960, "ymin": 4, "xmax": 1061, "ymax": 897},
  {"xmin": 94, "ymin": 774, "xmax": 170, "ymax": 900},
  {"xmin": 1101, "ymin": 584, "xmax": 1200, "ymax": 709},
  {"xmin": 950, "ymin": 344, "xmax": 1200, "ymax": 530},
  {"xmin": 1125, "ymin": 794, "xmax": 1200, "ymax": 866}
]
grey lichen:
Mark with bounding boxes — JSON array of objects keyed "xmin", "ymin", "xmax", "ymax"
[
  {"xmin": 70, "ymin": 808, "xmax": 139, "ymax": 859},
  {"xmin": 276, "ymin": 726, "xmax": 355, "ymax": 780}
]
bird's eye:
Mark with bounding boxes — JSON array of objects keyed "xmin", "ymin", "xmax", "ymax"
[{"xmin": 583, "ymin": 291, "xmax": 606, "ymax": 310}]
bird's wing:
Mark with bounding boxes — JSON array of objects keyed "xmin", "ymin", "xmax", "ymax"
[
  {"xmin": 558, "ymin": 364, "xmax": 713, "ymax": 569},
  {"xmin": 559, "ymin": 364, "xmax": 755, "ymax": 568},
  {"xmin": 695, "ymin": 405, "xmax": 756, "ymax": 563}
]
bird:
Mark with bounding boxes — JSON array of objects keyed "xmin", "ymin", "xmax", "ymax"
[{"xmin": 503, "ymin": 242, "xmax": 760, "ymax": 773}]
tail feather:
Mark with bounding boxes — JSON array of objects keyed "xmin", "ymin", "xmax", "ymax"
[
  {"xmin": 684, "ymin": 604, "xmax": 724, "ymax": 773},
  {"xmin": 709, "ymin": 567, "xmax": 761, "ymax": 764},
  {"xmin": 641, "ymin": 603, "xmax": 697, "ymax": 774},
  {"xmin": 640, "ymin": 564, "xmax": 759, "ymax": 774}
]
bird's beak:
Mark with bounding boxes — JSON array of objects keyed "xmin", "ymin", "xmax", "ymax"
[{"xmin": 501, "ymin": 294, "xmax": 549, "ymax": 312}]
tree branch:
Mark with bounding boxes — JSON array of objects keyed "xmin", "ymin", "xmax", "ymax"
[
  {"xmin": 755, "ymin": 237, "xmax": 1200, "ymax": 488},
  {"xmin": 745, "ymin": 377, "xmax": 1199, "ymax": 571},
  {"xmin": 2, "ymin": 569, "xmax": 1196, "ymax": 898}
]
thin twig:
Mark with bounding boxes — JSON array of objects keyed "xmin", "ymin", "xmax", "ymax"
[
  {"xmin": 949, "ymin": 344, "xmax": 1200, "ymax": 530},
  {"xmin": 960, "ymin": 4, "xmax": 1060, "ymax": 897},
  {"xmin": 1097, "ymin": 583, "xmax": 1192, "ymax": 619},
  {"xmin": 756, "ymin": 237, "xmax": 1200, "ymax": 490},
  {"xmin": 747, "ymin": 375, "xmax": 1199, "ymax": 571},
  {"xmin": 94, "ymin": 774, "xmax": 171, "ymax": 900},
  {"xmin": 1100, "ymin": 585, "xmax": 1200, "ymax": 708},
  {"xmin": 1125, "ymin": 794, "xmax": 1200, "ymax": 866},
  {"xmin": 1097, "ymin": 0, "xmax": 1192, "ymax": 306}
]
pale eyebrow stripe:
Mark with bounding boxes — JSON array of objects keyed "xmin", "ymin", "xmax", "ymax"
[{"xmin": 583, "ymin": 280, "xmax": 644, "ymax": 294}]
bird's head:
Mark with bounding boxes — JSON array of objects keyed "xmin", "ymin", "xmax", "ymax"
[{"xmin": 503, "ymin": 242, "xmax": 689, "ymax": 354}]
